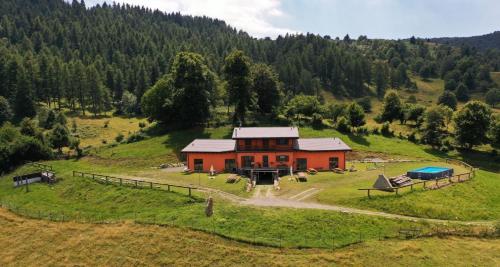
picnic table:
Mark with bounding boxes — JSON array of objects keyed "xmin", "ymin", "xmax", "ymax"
[
  {"xmin": 296, "ymin": 172, "xmax": 308, "ymax": 182},
  {"xmin": 226, "ymin": 174, "xmax": 240, "ymax": 183}
]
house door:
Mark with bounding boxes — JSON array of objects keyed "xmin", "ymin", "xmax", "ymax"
[
  {"xmin": 296, "ymin": 158, "xmax": 307, "ymax": 171},
  {"xmin": 262, "ymin": 155, "xmax": 269, "ymax": 168},
  {"xmin": 329, "ymin": 157, "xmax": 339, "ymax": 169},
  {"xmin": 225, "ymin": 159, "xmax": 236, "ymax": 172}
]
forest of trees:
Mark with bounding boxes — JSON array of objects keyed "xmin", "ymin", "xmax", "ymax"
[{"xmin": 1, "ymin": 0, "xmax": 499, "ymax": 122}]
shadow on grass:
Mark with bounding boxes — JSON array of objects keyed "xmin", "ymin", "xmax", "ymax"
[
  {"xmin": 347, "ymin": 134, "xmax": 370, "ymax": 146},
  {"xmin": 423, "ymin": 147, "xmax": 499, "ymax": 172}
]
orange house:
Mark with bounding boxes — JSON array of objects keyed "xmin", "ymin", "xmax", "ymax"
[{"xmin": 182, "ymin": 127, "xmax": 351, "ymax": 182}]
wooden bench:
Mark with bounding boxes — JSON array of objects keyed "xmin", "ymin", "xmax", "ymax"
[{"xmin": 307, "ymin": 168, "xmax": 318, "ymax": 175}]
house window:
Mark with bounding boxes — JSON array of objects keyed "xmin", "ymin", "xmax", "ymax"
[
  {"xmin": 194, "ymin": 159, "xmax": 203, "ymax": 171},
  {"xmin": 329, "ymin": 157, "xmax": 339, "ymax": 169},
  {"xmin": 276, "ymin": 138, "xmax": 288, "ymax": 145},
  {"xmin": 263, "ymin": 139, "xmax": 269, "ymax": 149},
  {"xmin": 241, "ymin": 156, "xmax": 254, "ymax": 168},
  {"xmin": 276, "ymin": 155, "xmax": 289, "ymax": 162},
  {"xmin": 225, "ymin": 159, "xmax": 236, "ymax": 172},
  {"xmin": 244, "ymin": 139, "xmax": 252, "ymax": 150}
]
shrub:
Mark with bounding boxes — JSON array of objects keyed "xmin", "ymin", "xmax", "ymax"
[
  {"xmin": 138, "ymin": 121, "xmax": 147, "ymax": 129},
  {"xmin": 336, "ymin": 116, "xmax": 351, "ymax": 133},
  {"xmin": 356, "ymin": 97, "xmax": 372, "ymax": 113},
  {"xmin": 346, "ymin": 102, "xmax": 366, "ymax": 127},
  {"xmin": 381, "ymin": 122, "xmax": 392, "ymax": 136},
  {"xmin": 104, "ymin": 120, "xmax": 110, "ymax": 128},
  {"xmin": 437, "ymin": 91, "xmax": 458, "ymax": 110},
  {"xmin": 101, "ymin": 139, "xmax": 107, "ymax": 144},
  {"xmin": 355, "ymin": 126, "xmax": 369, "ymax": 135},
  {"xmin": 126, "ymin": 132, "xmax": 148, "ymax": 143},
  {"xmin": 311, "ymin": 113, "xmax": 324, "ymax": 129},
  {"xmin": 371, "ymin": 127, "xmax": 380, "ymax": 135},
  {"xmin": 115, "ymin": 133, "xmax": 125, "ymax": 143},
  {"xmin": 408, "ymin": 131, "xmax": 418, "ymax": 143},
  {"xmin": 10, "ymin": 136, "xmax": 53, "ymax": 166},
  {"xmin": 71, "ymin": 119, "xmax": 78, "ymax": 133},
  {"xmin": 485, "ymin": 88, "xmax": 500, "ymax": 107}
]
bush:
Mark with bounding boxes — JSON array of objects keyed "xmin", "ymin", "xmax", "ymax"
[
  {"xmin": 336, "ymin": 116, "xmax": 351, "ymax": 133},
  {"xmin": 311, "ymin": 113, "xmax": 324, "ymax": 129},
  {"xmin": 115, "ymin": 133, "xmax": 125, "ymax": 143},
  {"xmin": 408, "ymin": 131, "xmax": 418, "ymax": 143},
  {"xmin": 126, "ymin": 132, "xmax": 148, "ymax": 143},
  {"xmin": 381, "ymin": 122, "xmax": 392, "ymax": 136},
  {"xmin": 10, "ymin": 136, "xmax": 53, "ymax": 166},
  {"xmin": 356, "ymin": 97, "xmax": 372, "ymax": 113},
  {"xmin": 104, "ymin": 120, "xmax": 110, "ymax": 128},
  {"xmin": 138, "ymin": 121, "xmax": 147, "ymax": 129},
  {"xmin": 371, "ymin": 127, "xmax": 380, "ymax": 135},
  {"xmin": 485, "ymin": 88, "xmax": 500, "ymax": 107},
  {"xmin": 355, "ymin": 126, "xmax": 369, "ymax": 135}
]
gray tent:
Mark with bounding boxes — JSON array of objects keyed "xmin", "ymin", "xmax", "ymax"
[{"xmin": 372, "ymin": 174, "xmax": 394, "ymax": 192}]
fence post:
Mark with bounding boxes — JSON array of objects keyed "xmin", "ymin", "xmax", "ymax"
[
  {"xmin": 135, "ymin": 180, "xmax": 138, "ymax": 188},
  {"xmin": 168, "ymin": 185, "xmax": 171, "ymax": 191},
  {"xmin": 150, "ymin": 182, "xmax": 153, "ymax": 189},
  {"xmin": 189, "ymin": 187, "xmax": 192, "ymax": 197},
  {"xmin": 72, "ymin": 171, "xmax": 75, "ymax": 177},
  {"xmin": 105, "ymin": 176, "xmax": 109, "ymax": 184},
  {"xmin": 120, "ymin": 178, "xmax": 122, "ymax": 186}
]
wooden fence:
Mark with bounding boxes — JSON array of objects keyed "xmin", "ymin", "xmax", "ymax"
[
  {"xmin": 444, "ymin": 158, "xmax": 476, "ymax": 177},
  {"xmin": 73, "ymin": 171, "xmax": 196, "ymax": 197},
  {"xmin": 358, "ymin": 171, "xmax": 473, "ymax": 198}
]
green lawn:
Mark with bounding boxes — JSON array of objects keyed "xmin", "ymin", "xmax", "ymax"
[
  {"xmin": 0, "ymin": 164, "xmax": 455, "ymax": 249},
  {"xmin": 273, "ymin": 161, "xmax": 500, "ymax": 221}
]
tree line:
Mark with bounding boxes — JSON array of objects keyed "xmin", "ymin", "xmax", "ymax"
[{"xmin": 0, "ymin": 0, "xmax": 499, "ymax": 122}]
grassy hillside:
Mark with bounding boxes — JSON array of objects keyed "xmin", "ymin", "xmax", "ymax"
[
  {"xmin": 69, "ymin": 115, "xmax": 148, "ymax": 148},
  {"xmin": 1, "ymin": 163, "xmax": 482, "ymax": 249},
  {"xmin": 0, "ymin": 208, "xmax": 498, "ymax": 266}
]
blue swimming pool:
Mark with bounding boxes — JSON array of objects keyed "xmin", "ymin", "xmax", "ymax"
[{"xmin": 407, "ymin": 166, "xmax": 453, "ymax": 180}]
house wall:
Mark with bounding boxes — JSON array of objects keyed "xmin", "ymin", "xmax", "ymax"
[
  {"xmin": 293, "ymin": 151, "xmax": 347, "ymax": 170},
  {"xmin": 186, "ymin": 150, "xmax": 347, "ymax": 172},
  {"xmin": 186, "ymin": 152, "xmax": 236, "ymax": 172}
]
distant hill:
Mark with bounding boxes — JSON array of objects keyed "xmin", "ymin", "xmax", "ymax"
[{"xmin": 430, "ymin": 31, "xmax": 500, "ymax": 51}]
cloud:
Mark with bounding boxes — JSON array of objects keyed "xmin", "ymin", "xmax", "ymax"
[{"xmin": 85, "ymin": 0, "xmax": 296, "ymax": 38}]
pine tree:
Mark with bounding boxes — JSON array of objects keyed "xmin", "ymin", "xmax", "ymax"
[{"xmin": 14, "ymin": 66, "xmax": 36, "ymax": 120}]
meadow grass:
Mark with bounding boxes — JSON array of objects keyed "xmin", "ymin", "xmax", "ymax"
[
  {"xmin": 1, "ymin": 208, "xmax": 498, "ymax": 266},
  {"xmin": 69, "ymin": 115, "xmax": 148, "ymax": 147},
  {"xmin": 0, "ymin": 163, "xmax": 458, "ymax": 249}
]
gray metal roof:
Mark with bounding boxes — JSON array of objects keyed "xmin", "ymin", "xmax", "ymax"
[
  {"xmin": 181, "ymin": 139, "xmax": 236, "ymax": 153},
  {"xmin": 232, "ymin": 127, "xmax": 299, "ymax": 139},
  {"xmin": 294, "ymin": 138, "xmax": 351, "ymax": 151}
]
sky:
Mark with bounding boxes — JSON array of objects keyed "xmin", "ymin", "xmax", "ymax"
[{"xmin": 83, "ymin": 0, "xmax": 500, "ymax": 39}]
